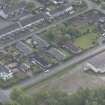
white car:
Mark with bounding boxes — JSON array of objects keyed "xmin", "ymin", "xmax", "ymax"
[{"xmin": 44, "ymin": 70, "xmax": 49, "ymax": 73}]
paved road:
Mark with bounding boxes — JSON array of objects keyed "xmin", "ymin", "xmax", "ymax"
[
  {"xmin": 0, "ymin": 8, "xmax": 91, "ymax": 50},
  {"xmin": 0, "ymin": 4, "xmax": 92, "ymax": 104},
  {"xmin": 2, "ymin": 0, "xmax": 101, "ymax": 90},
  {"xmin": 2, "ymin": 0, "xmax": 101, "ymax": 50},
  {"xmin": 0, "ymin": 89, "xmax": 10, "ymax": 103},
  {"xmin": 1, "ymin": 0, "xmax": 105, "ymax": 103},
  {"xmin": 1, "ymin": 44, "xmax": 105, "ymax": 102},
  {"xmin": 15, "ymin": 45, "xmax": 105, "ymax": 88}
]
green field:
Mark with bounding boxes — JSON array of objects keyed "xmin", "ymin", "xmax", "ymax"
[
  {"xmin": 42, "ymin": 22, "xmax": 99, "ymax": 51},
  {"xmin": 74, "ymin": 33, "xmax": 99, "ymax": 50}
]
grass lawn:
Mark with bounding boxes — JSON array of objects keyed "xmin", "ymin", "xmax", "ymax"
[
  {"xmin": 59, "ymin": 48, "xmax": 73, "ymax": 59},
  {"xmin": 74, "ymin": 33, "xmax": 99, "ymax": 50}
]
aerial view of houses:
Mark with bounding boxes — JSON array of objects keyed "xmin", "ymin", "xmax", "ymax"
[
  {"xmin": 0, "ymin": 0, "xmax": 86, "ymax": 86},
  {"xmin": 1, "ymin": 0, "xmax": 105, "ymax": 104}
]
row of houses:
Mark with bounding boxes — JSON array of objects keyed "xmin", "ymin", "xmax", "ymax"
[
  {"xmin": 16, "ymin": 34, "xmax": 66, "ymax": 62},
  {"xmin": 37, "ymin": 0, "xmax": 67, "ymax": 6},
  {"xmin": 16, "ymin": 41, "xmax": 33, "ymax": 56},
  {"xmin": 0, "ymin": 65, "xmax": 13, "ymax": 81},
  {"xmin": 0, "ymin": 62, "xmax": 32, "ymax": 81},
  {"xmin": 0, "ymin": 1, "xmax": 29, "ymax": 20},
  {"xmin": 0, "ymin": 4, "xmax": 75, "ymax": 43},
  {"xmin": 0, "ymin": 27, "xmax": 84, "ymax": 80},
  {"xmin": 0, "ymin": 33, "xmax": 66, "ymax": 80},
  {"xmin": 62, "ymin": 42, "xmax": 81, "ymax": 54},
  {"xmin": 0, "ymin": 0, "xmax": 81, "ymax": 81}
]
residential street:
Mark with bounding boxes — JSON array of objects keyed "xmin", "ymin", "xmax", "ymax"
[
  {"xmin": 1, "ymin": 44, "xmax": 105, "ymax": 103},
  {"xmin": 12, "ymin": 45, "xmax": 105, "ymax": 89},
  {"xmin": 1, "ymin": 0, "xmax": 105, "ymax": 103},
  {"xmin": 0, "ymin": 8, "xmax": 91, "ymax": 50}
]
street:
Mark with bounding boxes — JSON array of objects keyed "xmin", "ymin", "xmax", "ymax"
[
  {"xmin": 1, "ymin": 44, "xmax": 105, "ymax": 102},
  {"xmin": 1, "ymin": 0, "xmax": 105, "ymax": 103},
  {"xmin": 0, "ymin": 8, "xmax": 91, "ymax": 49}
]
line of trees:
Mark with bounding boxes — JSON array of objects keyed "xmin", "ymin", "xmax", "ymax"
[{"xmin": 2, "ymin": 87, "xmax": 105, "ymax": 105}]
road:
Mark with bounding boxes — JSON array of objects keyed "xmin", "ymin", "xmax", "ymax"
[
  {"xmin": 1, "ymin": 44, "xmax": 105, "ymax": 102},
  {"xmin": 1, "ymin": 0, "xmax": 102, "ymax": 50},
  {"xmin": 5, "ymin": 0, "xmax": 104, "ymax": 89},
  {"xmin": 14, "ymin": 45, "xmax": 105, "ymax": 88},
  {"xmin": 0, "ymin": 8, "xmax": 91, "ymax": 49},
  {"xmin": 1, "ymin": 0, "xmax": 105, "ymax": 103}
]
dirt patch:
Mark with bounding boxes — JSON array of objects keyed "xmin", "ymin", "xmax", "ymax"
[{"xmin": 27, "ymin": 65, "xmax": 105, "ymax": 95}]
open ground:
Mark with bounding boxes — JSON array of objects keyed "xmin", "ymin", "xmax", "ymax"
[{"xmin": 26, "ymin": 62, "xmax": 105, "ymax": 95}]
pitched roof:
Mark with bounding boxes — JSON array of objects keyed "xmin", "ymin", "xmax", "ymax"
[
  {"xmin": 62, "ymin": 42, "xmax": 81, "ymax": 54},
  {"xmin": 0, "ymin": 65, "xmax": 10, "ymax": 74},
  {"xmin": 32, "ymin": 34, "xmax": 50, "ymax": 48},
  {"xmin": 47, "ymin": 48, "xmax": 65, "ymax": 61},
  {"xmin": 16, "ymin": 41, "xmax": 33, "ymax": 56}
]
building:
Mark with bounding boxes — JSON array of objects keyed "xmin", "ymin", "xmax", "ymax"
[
  {"xmin": 31, "ymin": 53, "xmax": 51, "ymax": 69},
  {"xmin": 50, "ymin": 5, "xmax": 74, "ymax": 18},
  {"xmin": 52, "ymin": 0, "xmax": 66, "ymax": 5},
  {"xmin": 62, "ymin": 42, "xmax": 81, "ymax": 54},
  {"xmin": 0, "ymin": 65, "xmax": 13, "ymax": 81},
  {"xmin": 16, "ymin": 41, "xmax": 33, "ymax": 56},
  {"xmin": 0, "ymin": 9, "xmax": 8, "ymax": 19},
  {"xmin": 36, "ymin": 0, "xmax": 50, "ymax": 5},
  {"xmin": 84, "ymin": 51, "xmax": 105, "ymax": 74},
  {"xmin": 19, "ymin": 63, "xmax": 30, "ymax": 72},
  {"xmin": 7, "ymin": 62, "xmax": 18, "ymax": 69},
  {"xmin": 47, "ymin": 47, "xmax": 65, "ymax": 61},
  {"xmin": 0, "ymin": 1, "xmax": 28, "ymax": 19},
  {"xmin": 32, "ymin": 34, "xmax": 50, "ymax": 49},
  {"xmin": 84, "ymin": 62, "xmax": 105, "ymax": 73}
]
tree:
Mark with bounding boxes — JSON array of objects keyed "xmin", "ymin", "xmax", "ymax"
[
  {"xmin": 9, "ymin": 0, "xmax": 20, "ymax": 6},
  {"xmin": 26, "ymin": 2, "xmax": 36, "ymax": 12},
  {"xmin": 0, "ymin": 103, "xmax": 3, "ymax": 105},
  {"xmin": 45, "ymin": 30, "xmax": 55, "ymax": 42},
  {"xmin": 7, "ymin": 87, "xmax": 105, "ymax": 105},
  {"xmin": 10, "ymin": 87, "xmax": 34, "ymax": 105},
  {"xmin": 10, "ymin": 87, "xmax": 23, "ymax": 101},
  {"xmin": 5, "ymin": 101, "xmax": 20, "ymax": 105}
]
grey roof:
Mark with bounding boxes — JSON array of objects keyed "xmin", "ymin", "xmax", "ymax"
[
  {"xmin": 0, "ymin": 23, "xmax": 20, "ymax": 36},
  {"xmin": 31, "ymin": 53, "xmax": 49, "ymax": 68},
  {"xmin": 0, "ymin": 65, "xmax": 10, "ymax": 73},
  {"xmin": 47, "ymin": 48, "xmax": 65, "ymax": 61},
  {"xmin": 2, "ymin": 1, "xmax": 27, "ymax": 14},
  {"xmin": 32, "ymin": 34, "xmax": 50, "ymax": 48},
  {"xmin": 0, "ymin": 1, "xmax": 31, "ymax": 20},
  {"xmin": 36, "ymin": 0, "xmax": 50, "ymax": 5},
  {"xmin": 50, "ymin": 4, "xmax": 72, "ymax": 16},
  {"xmin": 16, "ymin": 41, "xmax": 33, "ymax": 56},
  {"xmin": 69, "ymin": 10, "xmax": 105, "ymax": 25},
  {"xmin": 62, "ymin": 42, "xmax": 81, "ymax": 54},
  {"xmin": 19, "ymin": 63, "xmax": 30, "ymax": 72}
]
